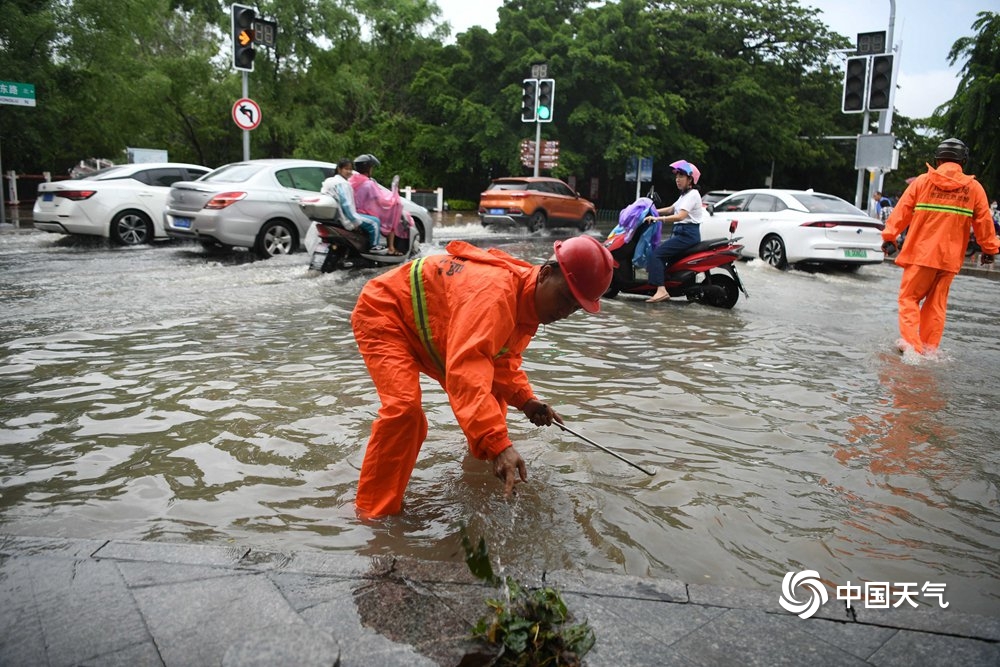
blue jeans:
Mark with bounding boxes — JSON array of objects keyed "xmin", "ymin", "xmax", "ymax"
[
  {"xmin": 647, "ymin": 223, "xmax": 700, "ymax": 286},
  {"xmin": 356, "ymin": 214, "xmax": 381, "ymax": 247}
]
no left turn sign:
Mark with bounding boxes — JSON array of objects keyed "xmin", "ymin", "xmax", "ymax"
[{"xmin": 232, "ymin": 98, "xmax": 261, "ymax": 130}]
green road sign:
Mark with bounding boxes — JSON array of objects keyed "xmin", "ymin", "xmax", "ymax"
[{"xmin": 0, "ymin": 81, "xmax": 36, "ymax": 107}]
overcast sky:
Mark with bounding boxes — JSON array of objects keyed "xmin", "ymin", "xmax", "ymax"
[{"xmin": 432, "ymin": 0, "xmax": 987, "ymax": 119}]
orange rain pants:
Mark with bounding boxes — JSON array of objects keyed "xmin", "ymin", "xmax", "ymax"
[
  {"xmin": 883, "ymin": 162, "xmax": 998, "ymax": 353},
  {"xmin": 350, "ymin": 241, "xmax": 542, "ymax": 517}
]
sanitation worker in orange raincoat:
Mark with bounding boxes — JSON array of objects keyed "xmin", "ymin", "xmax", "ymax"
[
  {"xmin": 881, "ymin": 138, "xmax": 997, "ymax": 354},
  {"xmin": 350, "ymin": 236, "xmax": 615, "ymax": 517}
]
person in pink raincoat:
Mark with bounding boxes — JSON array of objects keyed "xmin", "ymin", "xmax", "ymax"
[{"xmin": 349, "ymin": 154, "xmax": 408, "ymax": 255}]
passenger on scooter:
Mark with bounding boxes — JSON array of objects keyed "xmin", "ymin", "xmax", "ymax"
[
  {"xmin": 350, "ymin": 153, "xmax": 406, "ymax": 256},
  {"xmin": 645, "ymin": 159, "xmax": 705, "ymax": 303},
  {"xmin": 321, "ymin": 158, "xmax": 384, "ymax": 250}
]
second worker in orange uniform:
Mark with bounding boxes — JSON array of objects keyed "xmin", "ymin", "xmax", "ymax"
[
  {"xmin": 881, "ymin": 137, "xmax": 997, "ymax": 355},
  {"xmin": 350, "ymin": 236, "xmax": 615, "ymax": 517}
]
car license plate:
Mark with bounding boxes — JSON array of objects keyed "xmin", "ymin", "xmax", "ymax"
[
  {"xmin": 844, "ymin": 248, "xmax": 868, "ymax": 258},
  {"xmin": 42, "ymin": 193, "xmax": 53, "ymax": 202},
  {"xmin": 173, "ymin": 217, "xmax": 192, "ymax": 229},
  {"xmin": 488, "ymin": 208, "xmax": 505, "ymax": 215}
]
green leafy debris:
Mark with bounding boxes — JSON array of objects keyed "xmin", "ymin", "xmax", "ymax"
[{"xmin": 460, "ymin": 525, "xmax": 596, "ymax": 666}]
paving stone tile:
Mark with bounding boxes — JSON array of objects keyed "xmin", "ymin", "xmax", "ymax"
[
  {"xmin": 272, "ymin": 572, "xmax": 358, "ymax": 612},
  {"xmin": 221, "ymin": 623, "xmax": 340, "ymax": 667},
  {"xmin": 278, "ymin": 550, "xmax": 375, "ymax": 577},
  {"xmin": 672, "ymin": 608, "xmax": 870, "ymax": 667},
  {"xmin": 561, "ymin": 593, "xmax": 705, "ymax": 667},
  {"xmin": 0, "ymin": 556, "xmax": 47, "ymax": 667},
  {"xmin": 562, "ymin": 592, "xmax": 723, "ymax": 646},
  {"xmin": 26, "ymin": 556, "xmax": 152, "ymax": 667},
  {"xmin": 689, "ymin": 583, "xmax": 853, "ymax": 622},
  {"xmin": 547, "ymin": 568, "xmax": 688, "ymax": 602},
  {"xmin": 868, "ymin": 628, "xmax": 1000, "ymax": 666},
  {"xmin": 94, "ymin": 540, "xmax": 249, "ymax": 567},
  {"xmin": 78, "ymin": 640, "xmax": 165, "ymax": 667},
  {"xmin": 796, "ymin": 616, "xmax": 897, "ymax": 661},
  {"xmin": 117, "ymin": 560, "xmax": 244, "ymax": 588},
  {"xmin": 299, "ymin": 598, "xmax": 437, "ymax": 667},
  {"xmin": 0, "ymin": 535, "xmax": 106, "ymax": 559},
  {"xmin": 854, "ymin": 605, "xmax": 1000, "ymax": 641},
  {"xmin": 131, "ymin": 573, "xmax": 303, "ymax": 667}
]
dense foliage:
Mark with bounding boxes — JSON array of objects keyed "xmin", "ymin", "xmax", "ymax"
[
  {"xmin": 462, "ymin": 527, "xmax": 595, "ymax": 666},
  {"xmin": 0, "ymin": 1, "xmax": 994, "ymax": 208}
]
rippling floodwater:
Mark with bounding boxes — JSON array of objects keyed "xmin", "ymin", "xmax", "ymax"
[{"xmin": 1, "ymin": 225, "xmax": 998, "ymax": 616}]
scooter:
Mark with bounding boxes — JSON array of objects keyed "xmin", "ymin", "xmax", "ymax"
[
  {"xmin": 602, "ymin": 197, "xmax": 748, "ymax": 309},
  {"xmin": 299, "ymin": 194, "xmax": 420, "ymax": 272}
]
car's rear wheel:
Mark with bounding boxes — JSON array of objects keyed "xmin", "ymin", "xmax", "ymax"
[
  {"xmin": 255, "ymin": 220, "xmax": 297, "ymax": 258},
  {"xmin": 110, "ymin": 210, "xmax": 153, "ymax": 246},
  {"xmin": 759, "ymin": 234, "xmax": 788, "ymax": 269},
  {"xmin": 527, "ymin": 210, "xmax": 547, "ymax": 233},
  {"xmin": 578, "ymin": 212, "xmax": 596, "ymax": 232}
]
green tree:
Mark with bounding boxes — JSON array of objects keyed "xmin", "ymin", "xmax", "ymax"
[{"xmin": 937, "ymin": 10, "xmax": 1000, "ymax": 199}]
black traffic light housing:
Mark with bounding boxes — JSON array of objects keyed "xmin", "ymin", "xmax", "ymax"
[
  {"xmin": 521, "ymin": 79, "xmax": 538, "ymax": 122},
  {"xmin": 537, "ymin": 78, "xmax": 555, "ymax": 122},
  {"xmin": 231, "ymin": 3, "xmax": 257, "ymax": 72},
  {"xmin": 868, "ymin": 54, "xmax": 894, "ymax": 111},
  {"xmin": 841, "ymin": 56, "xmax": 868, "ymax": 114}
]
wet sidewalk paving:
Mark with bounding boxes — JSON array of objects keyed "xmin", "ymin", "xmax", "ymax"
[{"xmin": 1, "ymin": 534, "xmax": 998, "ymax": 666}]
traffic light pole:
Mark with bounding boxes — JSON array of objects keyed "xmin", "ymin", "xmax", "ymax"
[
  {"xmin": 533, "ymin": 120, "xmax": 541, "ymax": 177},
  {"xmin": 242, "ymin": 71, "xmax": 250, "ymax": 161},
  {"xmin": 855, "ymin": 0, "xmax": 896, "ymax": 210}
]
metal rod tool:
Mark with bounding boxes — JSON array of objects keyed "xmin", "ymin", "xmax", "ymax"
[{"xmin": 555, "ymin": 422, "xmax": 657, "ymax": 476}]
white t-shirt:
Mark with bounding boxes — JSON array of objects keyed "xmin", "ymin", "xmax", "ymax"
[{"xmin": 673, "ymin": 189, "xmax": 705, "ymax": 224}]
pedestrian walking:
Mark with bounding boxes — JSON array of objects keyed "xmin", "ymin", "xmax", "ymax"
[{"xmin": 881, "ymin": 138, "xmax": 997, "ymax": 354}]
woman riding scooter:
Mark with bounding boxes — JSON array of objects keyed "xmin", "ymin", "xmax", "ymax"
[{"xmin": 645, "ymin": 160, "xmax": 705, "ymax": 303}]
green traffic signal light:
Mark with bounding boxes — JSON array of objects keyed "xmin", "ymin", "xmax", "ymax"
[{"xmin": 536, "ymin": 78, "xmax": 554, "ymax": 123}]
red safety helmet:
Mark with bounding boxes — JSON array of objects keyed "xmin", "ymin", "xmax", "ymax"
[{"xmin": 552, "ymin": 236, "xmax": 615, "ymax": 313}]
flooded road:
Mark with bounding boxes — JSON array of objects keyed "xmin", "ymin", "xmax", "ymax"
[{"xmin": 1, "ymin": 224, "xmax": 998, "ymax": 616}]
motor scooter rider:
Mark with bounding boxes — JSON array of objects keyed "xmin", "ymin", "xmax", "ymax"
[
  {"xmin": 320, "ymin": 158, "xmax": 383, "ymax": 250},
  {"xmin": 645, "ymin": 160, "xmax": 705, "ymax": 303},
  {"xmin": 350, "ymin": 154, "xmax": 405, "ymax": 255}
]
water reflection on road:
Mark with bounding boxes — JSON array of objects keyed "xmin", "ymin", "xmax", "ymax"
[{"xmin": 0, "ymin": 224, "xmax": 998, "ymax": 616}]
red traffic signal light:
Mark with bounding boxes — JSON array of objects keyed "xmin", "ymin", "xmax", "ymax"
[
  {"xmin": 231, "ymin": 4, "xmax": 256, "ymax": 72},
  {"xmin": 868, "ymin": 55, "xmax": 894, "ymax": 111},
  {"xmin": 841, "ymin": 56, "xmax": 868, "ymax": 114},
  {"xmin": 521, "ymin": 79, "xmax": 538, "ymax": 122}
]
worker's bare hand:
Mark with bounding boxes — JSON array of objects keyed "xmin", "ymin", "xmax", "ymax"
[
  {"xmin": 492, "ymin": 445, "xmax": 527, "ymax": 498},
  {"xmin": 522, "ymin": 398, "xmax": 564, "ymax": 427}
]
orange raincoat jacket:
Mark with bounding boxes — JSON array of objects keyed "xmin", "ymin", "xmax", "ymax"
[
  {"xmin": 883, "ymin": 162, "xmax": 998, "ymax": 272},
  {"xmin": 350, "ymin": 241, "xmax": 542, "ymax": 515}
]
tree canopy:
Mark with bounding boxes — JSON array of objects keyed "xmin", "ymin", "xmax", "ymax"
[{"xmin": 0, "ymin": 0, "xmax": 993, "ymax": 208}]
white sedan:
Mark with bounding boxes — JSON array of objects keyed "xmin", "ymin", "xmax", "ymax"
[
  {"xmin": 701, "ymin": 188, "xmax": 885, "ymax": 269},
  {"xmin": 33, "ymin": 163, "xmax": 212, "ymax": 246}
]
